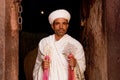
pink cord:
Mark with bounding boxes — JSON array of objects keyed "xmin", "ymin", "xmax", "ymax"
[
  {"xmin": 43, "ymin": 55, "xmax": 50, "ymax": 80},
  {"xmin": 68, "ymin": 53, "xmax": 75, "ymax": 80}
]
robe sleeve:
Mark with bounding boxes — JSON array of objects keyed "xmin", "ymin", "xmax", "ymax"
[
  {"xmin": 74, "ymin": 43, "xmax": 86, "ymax": 79},
  {"xmin": 33, "ymin": 47, "xmax": 44, "ymax": 80}
]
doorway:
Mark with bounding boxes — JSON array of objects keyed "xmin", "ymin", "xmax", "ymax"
[{"xmin": 19, "ymin": 0, "xmax": 82, "ymax": 80}]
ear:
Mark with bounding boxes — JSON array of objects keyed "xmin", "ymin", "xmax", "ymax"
[
  {"xmin": 51, "ymin": 24, "xmax": 54, "ymax": 30},
  {"xmin": 67, "ymin": 24, "xmax": 69, "ymax": 28},
  {"xmin": 68, "ymin": 24, "xmax": 69, "ymax": 27}
]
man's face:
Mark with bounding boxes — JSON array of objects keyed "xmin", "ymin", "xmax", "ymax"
[{"xmin": 52, "ymin": 18, "xmax": 69, "ymax": 37}]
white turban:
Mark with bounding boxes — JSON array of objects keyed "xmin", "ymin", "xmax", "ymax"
[{"xmin": 48, "ymin": 9, "xmax": 71, "ymax": 24}]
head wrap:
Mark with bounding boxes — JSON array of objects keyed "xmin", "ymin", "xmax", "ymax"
[{"xmin": 48, "ymin": 9, "xmax": 71, "ymax": 24}]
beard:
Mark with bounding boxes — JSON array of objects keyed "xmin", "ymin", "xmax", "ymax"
[{"xmin": 55, "ymin": 29, "xmax": 67, "ymax": 37}]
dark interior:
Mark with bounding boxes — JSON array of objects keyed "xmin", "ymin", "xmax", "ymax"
[{"xmin": 19, "ymin": 0, "xmax": 82, "ymax": 80}]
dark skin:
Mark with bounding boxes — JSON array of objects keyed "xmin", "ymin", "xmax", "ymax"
[{"xmin": 42, "ymin": 18, "xmax": 76, "ymax": 70}]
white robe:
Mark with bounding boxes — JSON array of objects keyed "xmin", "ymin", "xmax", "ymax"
[{"xmin": 33, "ymin": 34, "xmax": 86, "ymax": 80}]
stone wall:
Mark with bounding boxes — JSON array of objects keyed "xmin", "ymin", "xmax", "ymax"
[
  {"xmin": 0, "ymin": 0, "xmax": 5, "ymax": 80},
  {"xmin": 105, "ymin": 0, "xmax": 120, "ymax": 80},
  {"xmin": 81, "ymin": 0, "xmax": 120, "ymax": 80},
  {"xmin": 81, "ymin": 0, "xmax": 108, "ymax": 80},
  {"xmin": 0, "ymin": 0, "xmax": 19, "ymax": 80}
]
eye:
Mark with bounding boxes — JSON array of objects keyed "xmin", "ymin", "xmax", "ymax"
[
  {"xmin": 53, "ymin": 22, "xmax": 60, "ymax": 26},
  {"xmin": 53, "ymin": 22, "xmax": 68, "ymax": 26},
  {"xmin": 63, "ymin": 22, "xmax": 68, "ymax": 25}
]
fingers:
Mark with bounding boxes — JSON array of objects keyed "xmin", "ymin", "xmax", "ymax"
[
  {"xmin": 42, "ymin": 59, "xmax": 50, "ymax": 70},
  {"xmin": 68, "ymin": 57, "xmax": 76, "ymax": 68}
]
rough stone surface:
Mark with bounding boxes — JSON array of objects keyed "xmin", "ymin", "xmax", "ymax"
[
  {"xmin": 82, "ymin": 0, "xmax": 107, "ymax": 80},
  {"xmin": 0, "ymin": 0, "xmax": 5, "ymax": 80},
  {"xmin": 0, "ymin": 0, "xmax": 19, "ymax": 80},
  {"xmin": 106, "ymin": 0, "xmax": 120, "ymax": 80}
]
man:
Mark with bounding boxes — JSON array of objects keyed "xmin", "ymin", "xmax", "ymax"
[{"xmin": 33, "ymin": 9, "xmax": 86, "ymax": 80}]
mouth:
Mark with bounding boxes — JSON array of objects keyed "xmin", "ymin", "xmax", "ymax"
[{"xmin": 59, "ymin": 29, "xmax": 65, "ymax": 32}]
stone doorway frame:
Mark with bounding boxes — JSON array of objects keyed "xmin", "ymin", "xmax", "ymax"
[{"xmin": 0, "ymin": 0, "xmax": 19, "ymax": 80}]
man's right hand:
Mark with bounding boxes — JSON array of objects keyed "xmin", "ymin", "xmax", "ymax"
[{"xmin": 42, "ymin": 56, "xmax": 50, "ymax": 70}]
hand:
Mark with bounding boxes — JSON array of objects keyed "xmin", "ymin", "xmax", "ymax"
[
  {"xmin": 68, "ymin": 54, "xmax": 76, "ymax": 69},
  {"xmin": 42, "ymin": 58, "xmax": 50, "ymax": 70},
  {"xmin": 68, "ymin": 57, "xmax": 76, "ymax": 67}
]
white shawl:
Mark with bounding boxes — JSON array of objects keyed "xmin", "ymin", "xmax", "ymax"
[{"xmin": 33, "ymin": 34, "xmax": 86, "ymax": 80}]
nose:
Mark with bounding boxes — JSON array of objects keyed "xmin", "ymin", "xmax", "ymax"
[{"xmin": 59, "ymin": 23, "xmax": 63, "ymax": 28}]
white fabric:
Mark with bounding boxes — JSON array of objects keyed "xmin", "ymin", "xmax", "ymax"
[
  {"xmin": 48, "ymin": 9, "xmax": 71, "ymax": 24},
  {"xmin": 33, "ymin": 34, "xmax": 86, "ymax": 80}
]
